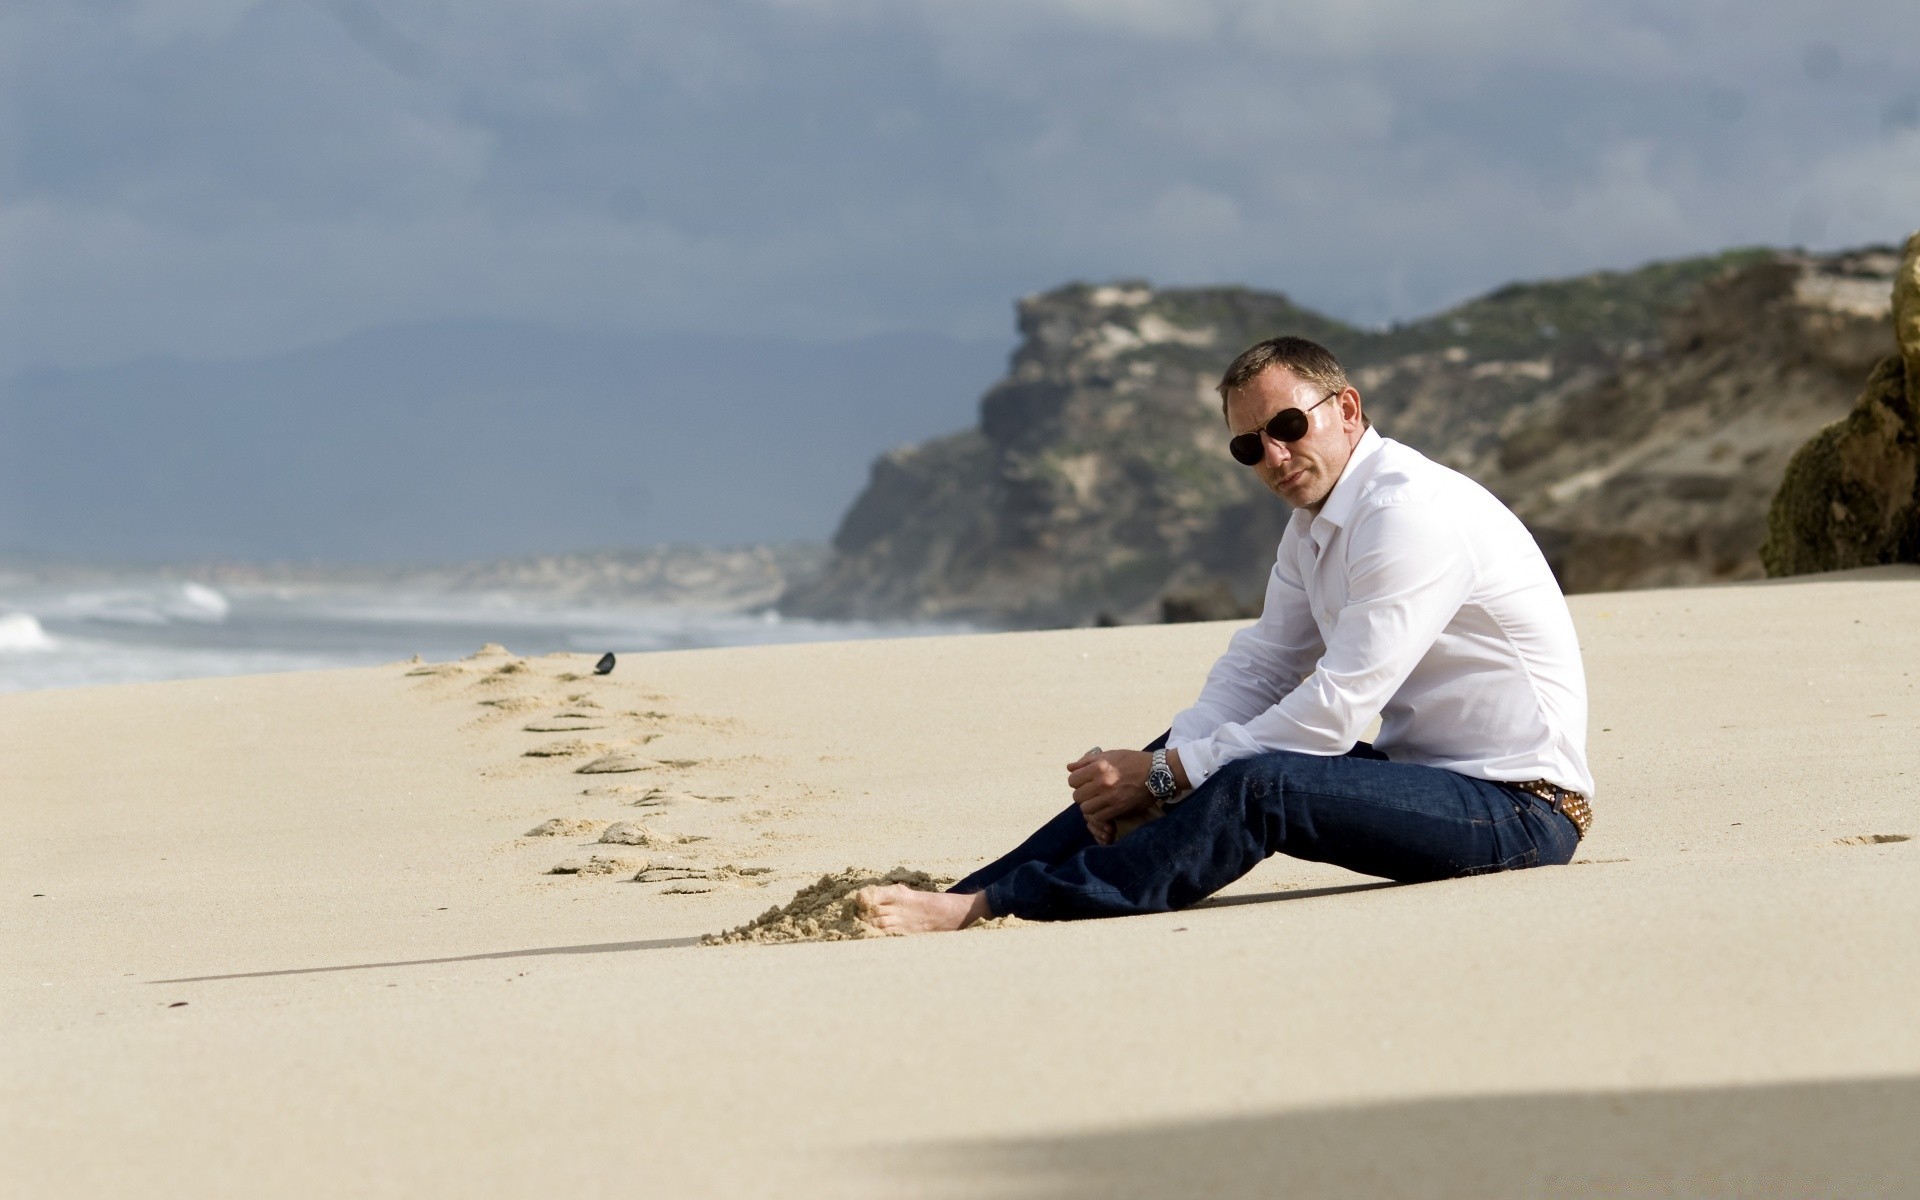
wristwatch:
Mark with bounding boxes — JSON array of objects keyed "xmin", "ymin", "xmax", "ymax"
[{"xmin": 1145, "ymin": 748, "xmax": 1179, "ymax": 806}]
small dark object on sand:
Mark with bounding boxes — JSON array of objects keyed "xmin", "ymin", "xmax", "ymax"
[{"xmin": 594, "ymin": 652, "xmax": 616, "ymax": 675}]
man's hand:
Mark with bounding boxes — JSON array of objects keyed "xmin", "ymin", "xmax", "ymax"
[{"xmin": 1067, "ymin": 748, "xmax": 1158, "ymax": 841}]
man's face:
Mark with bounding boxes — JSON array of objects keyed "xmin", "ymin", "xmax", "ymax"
[{"xmin": 1223, "ymin": 366, "xmax": 1365, "ymax": 512}]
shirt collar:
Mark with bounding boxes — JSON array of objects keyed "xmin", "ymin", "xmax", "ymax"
[{"xmin": 1308, "ymin": 426, "xmax": 1385, "ymax": 535}]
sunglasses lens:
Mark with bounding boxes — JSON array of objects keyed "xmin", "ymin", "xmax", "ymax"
[
  {"xmin": 1268, "ymin": 408, "xmax": 1309, "ymax": 441},
  {"xmin": 1230, "ymin": 407, "xmax": 1313, "ymax": 464}
]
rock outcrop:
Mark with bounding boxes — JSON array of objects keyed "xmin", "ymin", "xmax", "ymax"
[
  {"xmin": 785, "ymin": 248, "xmax": 1902, "ymax": 627},
  {"xmin": 1761, "ymin": 232, "xmax": 1920, "ymax": 576},
  {"xmin": 780, "ymin": 284, "xmax": 1335, "ymax": 626}
]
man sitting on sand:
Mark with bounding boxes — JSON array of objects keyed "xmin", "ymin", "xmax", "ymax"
[{"xmin": 859, "ymin": 335, "xmax": 1597, "ymax": 934}]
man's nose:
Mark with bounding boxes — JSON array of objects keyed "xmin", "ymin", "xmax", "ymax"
[{"xmin": 1263, "ymin": 433, "xmax": 1293, "ymax": 465}]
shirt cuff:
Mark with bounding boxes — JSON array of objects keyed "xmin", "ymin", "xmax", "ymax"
[{"xmin": 1170, "ymin": 736, "xmax": 1222, "ymax": 790}]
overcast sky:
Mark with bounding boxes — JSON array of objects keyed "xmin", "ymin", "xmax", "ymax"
[{"xmin": 4, "ymin": 0, "xmax": 1918, "ymax": 376}]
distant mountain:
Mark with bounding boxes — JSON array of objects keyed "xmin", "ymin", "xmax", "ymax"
[
  {"xmin": 782, "ymin": 246, "xmax": 1902, "ymax": 626},
  {"xmin": 0, "ymin": 320, "xmax": 1009, "ymax": 563}
]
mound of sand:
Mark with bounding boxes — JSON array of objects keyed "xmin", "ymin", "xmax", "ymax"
[
  {"xmin": 596, "ymin": 821, "xmax": 663, "ymax": 846},
  {"xmin": 703, "ymin": 867, "xmax": 951, "ymax": 944}
]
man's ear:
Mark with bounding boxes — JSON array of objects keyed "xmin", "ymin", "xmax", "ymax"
[{"xmin": 1341, "ymin": 388, "xmax": 1365, "ymax": 430}]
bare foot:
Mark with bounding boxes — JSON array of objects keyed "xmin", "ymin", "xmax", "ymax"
[{"xmin": 856, "ymin": 885, "xmax": 990, "ymax": 934}]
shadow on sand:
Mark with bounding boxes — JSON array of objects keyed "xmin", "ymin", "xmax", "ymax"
[
  {"xmin": 153, "ymin": 880, "xmax": 1404, "ymax": 983},
  {"xmin": 882, "ymin": 1075, "xmax": 1920, "ymax": 1198},
  {"xmin": 151, "ymin": 935, "xmax": 704, "ymax": 983},
  {"xmin": 1195, "ymin": 880, "xmax": 1405, "ymax": 908}
]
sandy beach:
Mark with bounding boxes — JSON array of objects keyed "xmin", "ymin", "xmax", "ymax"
[{"xmin": 5, "ymin": 568, "xmax": 1919, "ymax": 1197}]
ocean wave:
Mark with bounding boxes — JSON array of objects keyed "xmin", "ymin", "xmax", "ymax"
[
  {"xmin": 175, "ymin": 582, "xmax": 232, "ymax": 621},
  {"xmin": 0, "ymin": 579, "xmax": 968, "ymax": 693},
  {"xmin": 40, "ymin": 582, "xmax": 233, "ymax": 626},
  {"xmin": 0, "ymin": 612, "xmax": 58, "ymax": 653}
]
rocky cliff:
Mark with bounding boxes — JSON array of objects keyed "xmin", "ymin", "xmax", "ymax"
[
  {"xmin": 783, "ymin": 248, "xmax": 1902, "ymax": 626},
  {"xmin": 1761, "ymin": 232, "xmax": 1920, "ymax": 576}
]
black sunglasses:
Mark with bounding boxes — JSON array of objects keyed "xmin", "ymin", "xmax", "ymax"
[{"xmin": 1229, "ymin": 390, "xmax": 1339, "ymax": 465}]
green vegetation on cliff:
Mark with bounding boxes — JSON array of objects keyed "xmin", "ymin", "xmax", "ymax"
[{"xmin": 787, "ymin": 243, "xmax": 1901, "ymax": 626}]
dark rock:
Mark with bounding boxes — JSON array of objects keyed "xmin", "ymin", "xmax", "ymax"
[
  {"xmin": 1160, "ymin": 581, "xmax": 1261, "ymax": 624},
  {"xmin": 1761, "ymin": 232, "xmax": 1920, "ymax": 577},
  {"xmin": 594, "ymin": 652, "xmax": 616, "ymax": 675}
]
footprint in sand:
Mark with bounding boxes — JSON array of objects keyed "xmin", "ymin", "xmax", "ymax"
[
  {"xmin": 405, "ymin": 660, "xmax": 470, "ymax": 678},
  {"xmin": 549, "ymin": 855, "xmax": 640, "ymax": 876},
  {"xmin": 523, "ymin": 739, "xmax": 607, "ymax": 759},
  {"xmin": 525, "ymin": 817, "xmax": 608, "ymax": 838},
  {"xmin": 1833, "ymin": 833, "xmax": 1911, "ymax": 846},
  {"xmin": 523, "ymin": 714, "xmax": 610, "ymax": 732},
  {"xmin": 409, "ymin": 643, "xmax": 515, "ymax": 679},
  {"xmin": 631, "ymin": 861, "xmax": 772, "ymax": 890},
  {"xmin": 598, "ymin": 821, "xmax": 710, "ymax": 848},
  {"xmin": 477, "ymin": 694, "xmax": 550, "ymax": 714},
  {"xmin": 577, "ymin": 752, "xmax": 654, "ymax": 774},
  {"xmin": 634, "ymin": 865, "xmax": 708, "ymax": 882},
  {"xmin": 578, "ymin": 784, "xmax": 672, "ymax": 807},
  {"xmin": 472, "ymin": 665, "xmax": 536, "ymax": 690}
]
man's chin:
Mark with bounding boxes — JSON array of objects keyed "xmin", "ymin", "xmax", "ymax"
[{"xmin": 1270, "ymin": 472, "xmax": 1314, "ymax": 504}]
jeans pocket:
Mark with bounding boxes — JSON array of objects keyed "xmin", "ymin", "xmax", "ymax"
[
  {"xmin": 1479, "ymin": 794, "xmax": 1543, "ymax": 873},
  {"xmin": 1494, "ymin": 843, "xmax": 1541, "ymax": 871},
  {"xmin": 1532, "ymin": 801, "xmax": 1582, "ymax": 867}
]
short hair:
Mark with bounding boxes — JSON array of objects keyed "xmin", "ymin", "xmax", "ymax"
[{"xmin": 1215, "ymin": 336, "xmax": 1365, "ymax": 426}]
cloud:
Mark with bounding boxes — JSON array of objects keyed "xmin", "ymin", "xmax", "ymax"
[
  {"xmin": 304, "ymin": 0, "xmax": 433, "ymax": 79},
  {"xmin": 4, "ymin": 0, "xmax": 1919, "ymax": 372}
]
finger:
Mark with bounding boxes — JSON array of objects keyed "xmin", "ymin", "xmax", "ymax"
[
  {"xmin": 1067, "ymin": 746, "xmax": 1103, "ymax": 771},
  {"xmin": 1074, "ymin": 776, "xmax": 1122, "ymax": 805},
  {"xmin": 1070, "ymin": 760, "xmax": 1121, "ymax": 788},
  {"xmin": 1090, "ymin": 822, "xmax": 1114, "ymax": 846},
  {"xmin": 1069, "ymin": 764, "xmax": 1119, "ymax": 790}
]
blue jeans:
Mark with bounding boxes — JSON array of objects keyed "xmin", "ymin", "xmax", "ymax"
[{"xmin": 951, "ymin": 736, "xmax": 1581, "ymax": 920}]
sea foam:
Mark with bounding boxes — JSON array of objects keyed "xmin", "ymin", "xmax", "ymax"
[{"xmin": 0, "ymin": 612, "xmax": 57, "ymax": 653}]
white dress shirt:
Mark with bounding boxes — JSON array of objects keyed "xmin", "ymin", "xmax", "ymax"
[{"xmin": 1168, "ymin": 427, "xmax": 1596, "ymax": 798}]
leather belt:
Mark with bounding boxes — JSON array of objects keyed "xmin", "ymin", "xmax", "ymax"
[{"xmin": 1509, "ymin": 779, "xmax": 1592, "ymax": 839}]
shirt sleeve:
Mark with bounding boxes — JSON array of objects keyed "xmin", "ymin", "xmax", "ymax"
[
  {"xmin": 1166, "ymin": 532, "xmax": 1323, "ymax": 753},
  {"xmin": 1173, "ymin": 495, "xmax": 1477, "ymax": 787}
]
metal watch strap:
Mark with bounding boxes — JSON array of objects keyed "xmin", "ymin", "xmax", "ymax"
[{"xmin": 1146, "ymin": 747, "xmax": 1178, "ymax": 803}]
